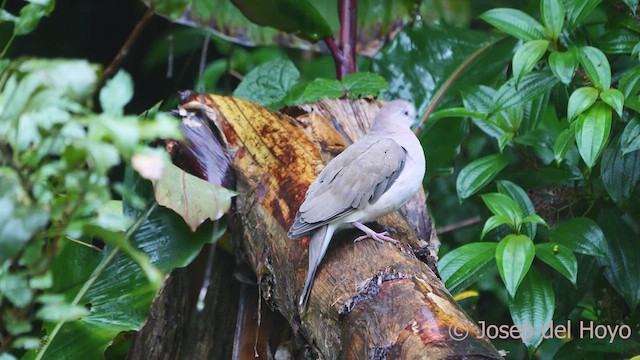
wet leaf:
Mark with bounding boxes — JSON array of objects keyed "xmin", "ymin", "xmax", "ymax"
[
  {"xmin": 153, "ymin": 160, "xmax": 236, "ymax": 231},
  {"xmin": 456, "ymin": 154, "xmax": 509, "ymax": 201},
  {"xmin": 535, "ymin": 243, "xmax": 577, "ymax": 284},
  {"xmin": 575, "ymin": 102, "xmax": 612, "ymax": 168},
  {"xmin": 233, "ymin": 57, "xmax": 299, "ymax": 109},
  {"xmin": 479, "ymin": 8, "xmax": 547, "ymax": 41},
  {"xmin": 439, "ymin": 242, "xmax": 498, "ymax": 294},
  {"xmin": 496, "ymin": 234, "xmax": 535, "ymax": 297},
  {"xmin": 508, "ymin": 268, "xmax": 554, "ymax": 354}
]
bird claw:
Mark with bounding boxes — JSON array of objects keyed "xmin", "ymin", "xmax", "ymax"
[{"xmin": 353, "ymin": 231, "xmax": 399, "ymax": 244}]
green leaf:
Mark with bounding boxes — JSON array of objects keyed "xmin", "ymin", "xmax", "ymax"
[
  {"xmin": 438, "ymin": 242, "xmax": 498, "ymax": 295},
  {"xmin": 0, "ymin": 168, "xmax": 49, "ymax": 266},
  {"xmin": 148, "ymin": 0, "xmax": 190, "ymax": 18},
  {"xmin": 621, "ymin": 117, "xmax": 640, "ymax": 154},
  {"xmin": 600, "ymin": 88, "xmax": 624, "ymax": 118},
  {"xmin": 456, "ymin": 154, "xmax": 509, "ymax": 201},
  {"xmin": 492, "ymin": 71, "xmax": 559, "ymax": 112},
  {"xmin": 565, "ymin": 0, "xmax": 603, "ymax": 28},
  {"xmin": 549, "ymin": 50, "xmax": 578, "ymax": 84},
  {"xmin": 151, "ymin": 161, "xmax": 236, "ymax": 232},
  {"xmin": 496, "ymin": 234, "xmax": 535, "ymax": 297},
  {"xmin": 481, "ymin": 193, "xmax": 522, "ymax": 230},
  {"xmin": 522, "ymin": 214, "xmax": 548, "ymax": 227},
  {"xmin": 99, "ymin": 70, "xmax": 133, "ymax": 117},
  {"xmin": 14, "ymin": 2, "xmax": 51, "ymax": 36},
  {"xmin": 299, "ymin": 78, "xmax": 343, "ymax": 103},
  {"xmin": 512, "ymin": 40, "xmax": 550, "ymax": 86},
  {"xmin": 230, "ymin": 0, "xmax": 333, "ymax": 42},
  {"xmin": 373, "ymin": 23, "xmax": 512, "ymax": 117},
  {"xmin": 535, "ymin": 243, "xmax": 578, "ymax": 284},
  {"xmin": 595, "ymin": 29, "xmax": 640, "ymax": 54},
  {"xmin": 578, "ymin": 46, "xmax": 611, "ymax": 90},
  {"xmin": 498, "ymin": 132, "xmax": 514, "ymax": 151},
  {"xmin": 497, "ymin": 180, "xmax": 539, "ymax": 239},
  {"xmin": 479, "ymin": 8, "xmax": 547, "ymax": 41},
  {"xmin": 341, "ymin": 72, "xmax": 387, "ymax": 97},
  {"xmin": 541, "ymin": 0, "xmax": 565, "ymax": 39},
  {"xmin": 624, "ymin": 0, "xmax": 639, "ymax": 13},
  {"xmin": 508, "ymin": 268, "xmax": 555, "ymax": 354},
  {"xmin": 601, "ymin": 134, "xmax": 640, "ymax": 206},
  {"xmin": 461, "ymin": 85, "xmax": 495, "ymax": 113},
  {"xmin": 233, "ymin": 57, "xmax": 300, "ymax": 109},
  {"xmin": 597, "ymin": 211, "xmax": 640, "ymax": 309},
  {"xmin": 30, "ymin": 168, "xmax": 217, "ymax": 359},
  {"xmin": 575, "ymin": 102, "xmax": 612, "ymax": 168},
  {"xmin": 567, "ymin": 86, "xmax": 598, "ymax": 121},
  {"xmin": 619, "ymin": 66, "xmax": 640, "ymax": 99},
  {"xmin": 553, "ymin": 126, "xmax": 576, "ymax": 164},
  {"xmin": 550, "ymin": 217, "xmax": 607, "ymax": 258},
  {"xmin": 481, "ymin": 215, "xmax": 511, "ymax": 240}
]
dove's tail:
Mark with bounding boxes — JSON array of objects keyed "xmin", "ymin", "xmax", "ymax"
[{"xmin": 299, "ymin": 224, "xmax": 335, "ymax": 309}]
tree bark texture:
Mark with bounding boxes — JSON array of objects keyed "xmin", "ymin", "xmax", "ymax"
[{"xmin": 176, "ymin": 93, "xmax": 501, "ymax": 359}]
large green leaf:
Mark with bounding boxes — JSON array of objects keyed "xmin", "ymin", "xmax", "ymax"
[
  {"xmin": 438, "ymin": 242, "xmax": 498, "ymax": 295},
  {"xmin": 578, "ymin": 46, "xmax": 611, "ymax": 90},
  {"xmin": 479, "ymin": 8, "xmax": 547, "ymax": 41},
  {"xmin": 233, "ymin": 57, "xmax": 300, "ymax": 109},
  {"xmin": 541, "ymin": 0, "xmax": 565, "ymax": 39},
  {"xmin": 456, "ymin": 154, "xmax": 509, "ymax": 201},
  {"xmin": 373, "ymin": 22, "xmax": 512, "ymax": 118},
  {"xmin": 597, "ymin": 211, "xmax": 640, "ymax": 309},
  {"xmin": 600, "ymin": 89, "xmax": 624, "ymax": 118},
  {"xmin": 496, "ymin": 234, "xmax": 535, "ymax": 297},
  {"xmin": 549, "ymin": 217, "xmax": 607, "ymax": 258},
  {"xmin": 621, "ymin": 117, "xmax": 640, "ymax": 154},
  {"xmin": 230, "ymin": 0, "xmax": 333, "ymax": 42},
  {"xmin": 492, "ymin": 71, "xmax": 559, "ymax": 112},
  {"xmin": 567, "ymin": 86, "xmax": 598, "ymax": 122},
  {"xmin": 150, "ymin": 160, "xmax": 236, "ymax": 231},
  {"xmin": 619, "ymin": 66, "xmax": 640, "ymax": 99},
  {"xmin": 601, "ymin": 134, "xmax": 640, "ymax": 206},
  {"xmin": 595, "ymin": 29, "xmax": 640, "ymax": 54},
  {"xmin": 553, "ymin": 125, "xmax": 576, "ymax": 164},
  {"xmin": 481, "ymin": 193, "xmax": 522, "ymax": 230},
  {"xmin": 512, "ymin": 40, "xmax": 549, "ymax": 86},
  {"xmin": 575, "ymin": 102, "xmax": 612, "ymax": 168},
  {"xmin": 28, "ymin": 168, "xmax": 214, "ymax": 359},
  {"xmin": 565, "ymin": 0, "xmax": 603, "ymax": 29},
  {"xmin": 549, "ymin": 50, "xmax": 578, "ymax": 85},
  {"xmin": 535, "ymin": 243, "xmax": 578, "ymax": 284},
  {"xmin": 497, "ymin": 180, "xmax": 538, "ymax": 239},
  {"xmin": 508, "ymin": 268, "xmax": 555, "ymax": 354}
]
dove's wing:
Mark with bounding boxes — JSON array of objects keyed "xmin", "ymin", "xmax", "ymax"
[{"xmin": 288, "ymin": 136, "xmax": 406, "ymax": 238}]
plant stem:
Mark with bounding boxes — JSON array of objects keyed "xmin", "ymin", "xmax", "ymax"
[{"xmin": 324, "ymin": 0, "xmax": 358, "ymax": 80}]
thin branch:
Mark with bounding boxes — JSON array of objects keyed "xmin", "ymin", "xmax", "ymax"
[
  {"xmin": 437, "ymin": 216, "xmax": 482, "ymax": 234},
  {"xmin": 325, "ymin": 0, "xmax": 358, "ymax": 81},
  {"xmin": 97, "ymin": 5, "xmax": 155, "ymax": 91},
  {"xmin": 339, "ymin": 0, "xmax": 358, "ymax": 78}
]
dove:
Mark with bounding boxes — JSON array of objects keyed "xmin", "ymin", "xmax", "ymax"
[{"xmin": 288, "ymin": 100, "xmax": 426, "ymax": 308}]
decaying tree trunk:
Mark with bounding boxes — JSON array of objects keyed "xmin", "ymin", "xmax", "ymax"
[{"xmin": 175, "ymin": 93, "xmax": 501, "ymax": 359}]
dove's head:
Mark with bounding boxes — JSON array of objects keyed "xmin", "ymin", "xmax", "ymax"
[{"xmin": 371, "ymin": 100, "xmax": 416, "ymax": 132}]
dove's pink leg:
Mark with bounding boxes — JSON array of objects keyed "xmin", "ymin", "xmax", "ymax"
[{"xmin": 351, "ymin": 222, "xmax": 399, "ymax": 244}]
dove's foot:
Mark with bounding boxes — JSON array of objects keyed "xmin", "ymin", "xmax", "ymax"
[{"xmin": 351, "ymin": 222, "xmax": 399, "ymax": 244}]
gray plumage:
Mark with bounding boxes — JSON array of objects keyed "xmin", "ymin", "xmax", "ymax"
[{"xmin": 288, "ymin": 100, "xmax": 426, "ymax": 308}]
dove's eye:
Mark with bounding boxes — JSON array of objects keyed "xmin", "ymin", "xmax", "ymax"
[{"xmin": 402, "ymin": 110, "xmax": 409, "ymax": 116}]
